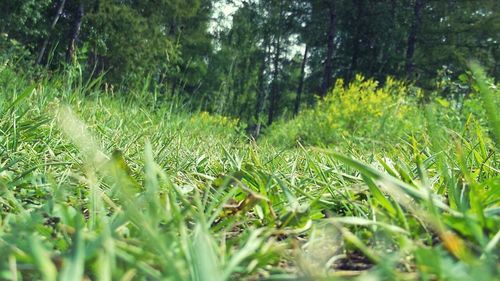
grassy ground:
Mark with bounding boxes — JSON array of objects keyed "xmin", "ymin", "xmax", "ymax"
[{"xmin": 0, "ymin": 67, "xmax": 498, "ymax": 280}]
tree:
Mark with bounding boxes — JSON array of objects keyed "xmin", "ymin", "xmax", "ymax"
[
  {"xmin": 412, "ymin": 0, "xmax": 499, "ymax": 87},
  {"xmin": 36, "ymin": 0, "xmax": 66, "ymax": 65},
  {"xmin": 1, "ymin": 0, "xmax": 498, "ymax": 123},
  {"xmin": 66, "ymin": 0, "xmax": 84, "ymax": 63},
  {"xmin": 405, "ymin": 0, "xmax": 424, "ymax": 77},
  {"xmin": 294, "ymin": 44, "xmax": 308, "ymax": 115},
  {"xmin": 320, "ymin": 0, "xmax": 337, "ymax": 97}
]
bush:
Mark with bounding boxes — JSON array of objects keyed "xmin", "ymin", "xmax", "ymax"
[
  {"xmin": 264, "ymin": 75, "xmax": 420, "ymax": 147},
  {"xmin": 186, "ymin": 111, "xmax": 241, "ymax": 140},
  {"xmin": 0, "ymin": 33, "xmax": 32, "ymax": 68}
]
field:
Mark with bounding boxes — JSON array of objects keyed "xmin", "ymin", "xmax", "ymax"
[{"xmin": 0, "ymin": 66, "xmax": 498, "ymax": 280}]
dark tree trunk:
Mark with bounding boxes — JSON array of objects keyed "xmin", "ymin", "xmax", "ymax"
[
  {"xmin": 294, "ymin": 44, "xmax": 308, "ymax": 116},
  {"xmin": 231, "ymin": 69, "xmax": 239, "ymax": 115},
  {"xmin": 66, "ymin": 1, "xmax": 84, "ymax": 63},
  {"xmin": 493, "ymin": 49, "xmax": 500, "ymax": 82},
  {"xmin": 267, "ymin": 0, "xmax": 284, "ymax": 126},
  {"xmin": 390, "ymin": 0, "xmax": 397, "ymax": 20},
  {"xmin": 321, "ymin": 1, "xmax": 336, "ymax": 97},
  {"xmin": 348, "ymin": 0, "xmax": 364, "ymax": 82},
  {"xmin": 36, "ymin": 0, "xmax": 67, "ymax": 65},
  {"xmin": 171, "ymin": 79, "xmax": 178, "ymax": 96},
  {"xmin": 267, "ymin": 35, "xmax": 281, "ymax": 125},
  {"xmin": 405, "ymin": 0, "xmax": 425, "ymax": 77},
  {"xmin": 93, "ymin": 0, "xmax": 99, "ymax": 12},
  {"xmin": 88, "ymin": 0, "xmax": 100, "ymax": 75},
  {"xmin": 237, "ymin": 56, "xmax": 250, "ymax": 119}
]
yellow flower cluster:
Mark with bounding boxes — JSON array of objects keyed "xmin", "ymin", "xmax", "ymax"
[
  {"xmin": 320, "ymin": 75, "xmax": 409, "ymax": 133},
  {"xmin": 191, "ymin": 111, "xmax": 239, "ymax": 128}
]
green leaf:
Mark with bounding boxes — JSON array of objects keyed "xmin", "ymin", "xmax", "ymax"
[
  {"xmin": 362, "ymin": 174, "xmax": 397, "ymax": 217},
  {"xmin": 59, "ymin": 218, "xmax": 85, "ymax": 281},
  {"xmin": 4, "ymin": 85, "xmax": 35, "ymax": 114},
  {"xmin": 324, "ymin": 151, "xmax": 458, "ymax": 215},
  {"xmin": 29, "ymin": 237, "xmax": 57, "ymax": 281}
]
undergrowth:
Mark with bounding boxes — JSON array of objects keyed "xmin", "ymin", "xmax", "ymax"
[{"xmin": 0, "ymin": 65, "xmax": 498, "ymax": 280}]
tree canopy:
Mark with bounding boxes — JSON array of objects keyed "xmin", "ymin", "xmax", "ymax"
[{"xmin": 1, "ymin": 0, "xmax": 498, "ymax": 126}]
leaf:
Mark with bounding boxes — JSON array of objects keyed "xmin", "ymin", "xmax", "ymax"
[
  {"xmin": 59, "ymin": 217, "xmax": 85, "ymax": 281},
  {"xmin": 362, "ymin": 174, "xmax": 397, "ymax": 217},
  {"xmin": 328, "ymin": 217, "xmax": 408, "ymax": 234},
  {"xmin": 324, "ymin": 151, "xmax": 458, "ymax": 215},
  {"xmin": 469, "ymin": 62, "xmax": 500, "ymax": 148},
  {"xmin": 29, "ymin": 237, "xmax": 57, "ymax": 281},
  {"xmin": 190, "ymin": 225, "xmax": 221, "ymax": 281},
  {"xmin": 4, "ymin": 85, "xmax": 35, "ymax": 114},
  {"xmin": 221, "ymin": 229, "xmax": 266, "ymax": 280}
]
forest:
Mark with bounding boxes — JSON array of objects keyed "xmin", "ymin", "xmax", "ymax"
[{"xmin": 0, "ymin": 0, "xmax": 499, "ymax": 280}]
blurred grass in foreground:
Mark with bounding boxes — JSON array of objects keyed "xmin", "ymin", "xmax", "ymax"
[{"xmin": 0, "ymin": 64, "xmax": 498, "ymax": 280}]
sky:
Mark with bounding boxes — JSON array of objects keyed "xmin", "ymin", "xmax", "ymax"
[
  {"xmin": 210, "ymin": 1, "xmax": 241, "ymax": 32},
  {"xmin": 210, "ymin": 1, "xmax": 306, "ymax": 58}
]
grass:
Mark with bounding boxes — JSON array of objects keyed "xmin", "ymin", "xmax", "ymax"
[{"xmin": 0, "ymin": 66, "xmax": 498, "ymax": 280}]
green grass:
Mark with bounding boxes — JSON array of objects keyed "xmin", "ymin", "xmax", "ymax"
[{"xmin": 0, "ymin": 67, "xmax": 498, "ymax": 280}]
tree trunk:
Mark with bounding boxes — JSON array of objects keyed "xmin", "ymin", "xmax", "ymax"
[
  {"xmin": 252, "ymin": 40, "xmax": 269, "ymax": 139},
  {"xmin": 36, "ymin": 0, "xmax": 67, "ymax": 65},
  {"xmin": 390, "ymin": 0, "xmax": 397, "ymax": 20},
  {"xmin": 321, "ymin": 1, "xmax": 336, "ymax": 97},
  {"xmin": 66, "ymin": 1, "xmax": 84, "ymax": 63},
  {"xmin": 93, "ymin": 0, "xmax": 100, "ymax": 12},
  {"xmin": 493, "ymin": 48, "xmax": 500, "ymax": 82},
  {"xmin": 348, "ymin": 0, "xmax": 364, "ymax": 82},
  {"xmin": 237, "ymin": 56, "xmax": 251, "ymax": 119},
  {"xmin": 294, "ymin": 44, "xmax": 308, "ymax": 116},
  {"xmin": 171, "ymin": 78, "xmax": 178, "ymax": 97},
  {"xmin": 405, "ymin": 0, "xmax": 425, "ymax": 77},
  {"xmin": 267, "ymin": 0, "xmax": 284, "ymax": 126},
  {"xmin": 267, "ymin": 35, "xmax": 281, "ymax": 125},
  {"xmin": 231, "ymin": 69, "xmax": 239, "ymax": 115}
]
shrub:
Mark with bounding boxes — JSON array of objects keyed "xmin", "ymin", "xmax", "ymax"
[
  {"xmin": 0, "ymin": 33, "xmax": 32, "ymax": 68},
  {"xmin": 264, "ymin": 75, "xmax": 419, "ymax": 147},
  {"xmin": 187, "ymin": 111, "xmax": 241, "ymax": 139}
]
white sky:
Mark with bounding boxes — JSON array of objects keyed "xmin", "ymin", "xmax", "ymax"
[
  {"xmin": 210, "ymin": 1, "xmax": 306, "ymax": 58},
  {"xmin": 211, "ymin": 2, "xmax": 241, "ymax": 31}
]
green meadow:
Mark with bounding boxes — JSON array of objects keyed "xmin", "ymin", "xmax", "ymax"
[{"xmin": 0, "ymin": 63, "xmax": 498, "ymax": 280}]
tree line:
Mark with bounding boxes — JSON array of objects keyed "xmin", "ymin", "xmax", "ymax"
[{"xmin": 1, "ymin": 0, "xmax": 498, "ymax": 130}]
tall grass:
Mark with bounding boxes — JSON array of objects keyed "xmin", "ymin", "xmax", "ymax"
[{"xmin": 0, "ymin": 65, "xmax": 498, "ymax": 280}]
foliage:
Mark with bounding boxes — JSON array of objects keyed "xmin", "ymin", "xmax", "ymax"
[
  {"xmin": 189, "ymin": 111, "xmax": 240, "ymax": 136},
  {"xmin": 0, "ymin": 64, "xmax": 498, "ymax": 280},
  {"xmin": 0, "ymin": 0, "xmax": 500, "ymax": 279},
  {"xmin": 1, "ymin": 0, "xmax": 498, "ymax": 124},
  {"xmin": 0, "ymin": 34, "xmax": 32, "ymax": 67},
  {"xmin": 323, "ymin": 76, "xmax": 415, "ymax": 137},
  {"xmin": 265, "ymin": 76, "xmax": 421, "ymax": 147},
  {"xmin": 84, "ymin": 3, "xmax": 175, "ymax": 85},
  {"xmin": 0, "ymin": 0, "xmax": 52, "ymax": 52}
]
